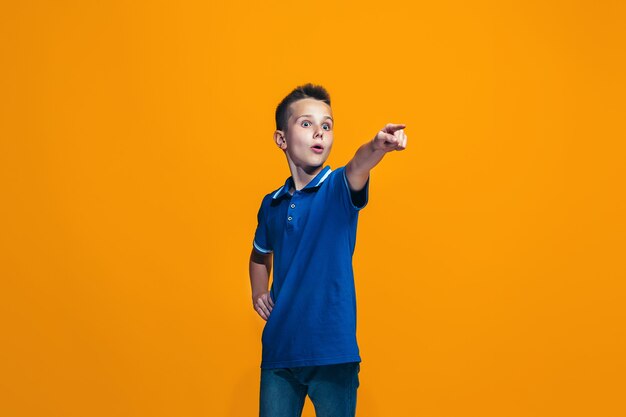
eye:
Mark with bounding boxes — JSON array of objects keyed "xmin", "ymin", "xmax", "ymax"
[
  {"xmin": 323, "ymin": 123, "xmax": 331, "ymax": 131},
  {"xmin": 302, "ymin": 121, "xmax": 311, "ymax": 127}
]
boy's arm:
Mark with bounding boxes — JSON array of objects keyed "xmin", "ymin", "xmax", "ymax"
[
  {"xmin": 345, "ymin": 123, "xmax": 407, "ymax": 191},
  {"xmin": 249, "ymin": 248, "xmax": 274, "ymax": 321}
]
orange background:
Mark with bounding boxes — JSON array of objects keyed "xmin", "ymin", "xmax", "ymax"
[{"xmin": 1, "ymin": 1, "xmax": 625, "ymax": 416}]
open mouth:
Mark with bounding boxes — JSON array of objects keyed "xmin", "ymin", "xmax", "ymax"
[{"xmin": 311, "ymin": 145, "xmax": 324, "ymax": 152}]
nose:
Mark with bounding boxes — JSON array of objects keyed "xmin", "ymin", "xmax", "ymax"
[{"xmin": 314, "ymin": 126, "xmax": 324, "ymax": 139}]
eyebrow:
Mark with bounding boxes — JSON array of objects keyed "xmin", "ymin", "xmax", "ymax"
[{"xmin": 295, "ymin": 114, "xmax": 333, "ymax": 122}]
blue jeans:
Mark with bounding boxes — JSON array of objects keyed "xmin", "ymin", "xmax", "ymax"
[{"xmin": 259, "ymin": 362, "xmax": 360, "ymax": 417}]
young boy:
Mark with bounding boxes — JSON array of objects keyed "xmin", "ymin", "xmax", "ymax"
[{"xmin": 249, "ymin": 83, "xmax": 407, "ymax": 417}]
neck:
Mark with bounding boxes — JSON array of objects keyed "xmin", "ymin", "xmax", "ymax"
[{"xmin": 287, "ymin": 159, "xmax": 325, "ymax": 192}]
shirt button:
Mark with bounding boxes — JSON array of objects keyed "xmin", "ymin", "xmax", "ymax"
[
  {"xmin": 287, "ymin": 216, "xmax": 293, "ymax": 221},
  {"xmin": 290, "ymin": 203, "xmax": 296, "ymax": 209}
]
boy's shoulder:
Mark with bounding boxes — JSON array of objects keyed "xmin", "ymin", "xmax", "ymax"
[
  {"xmin": 260, "ymin": 179, "xmax": 290, "ymax": 203},
  {"xmin": 255, "ymin": 178, "xmax": 288, "ymax": 210}
]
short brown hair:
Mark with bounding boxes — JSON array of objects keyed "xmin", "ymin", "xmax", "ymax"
[{"xmin": 275, "ymin": 83, "xmax": 331, "ymax": 133}]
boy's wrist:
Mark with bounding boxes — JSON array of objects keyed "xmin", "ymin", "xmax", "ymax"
[
  {"xmin": 252, "ymin": 290, "xmax": 268, "ymax": 300},
  {"xmin": 370, "ymin": 137, "xmax": 388, "ymax": 154}
]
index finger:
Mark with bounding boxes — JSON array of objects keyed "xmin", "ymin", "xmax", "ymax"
[{"xmin": 384, "ymin": 123, "xmax": 406, "ymax": 133}]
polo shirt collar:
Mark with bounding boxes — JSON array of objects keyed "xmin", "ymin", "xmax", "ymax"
[{"xmin": 272, "ymin": 166, "xmax": 333, "ymax": 200}]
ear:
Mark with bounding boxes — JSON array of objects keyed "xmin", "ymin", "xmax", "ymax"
[{"xmin": 274, "ymin": 130, "xmax": 287, "ymax": 150}]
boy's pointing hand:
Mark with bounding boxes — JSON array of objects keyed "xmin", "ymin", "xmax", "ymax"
[{"xmin": 372, "ymin": 123, "xmax": 407, "ymax": 152}]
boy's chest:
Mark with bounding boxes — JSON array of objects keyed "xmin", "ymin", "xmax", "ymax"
[{"xmin": 267, "ymin": 189, "xmax": 329, "ymax": 237}]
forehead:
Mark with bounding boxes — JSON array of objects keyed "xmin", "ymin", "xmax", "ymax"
[{"xmin": 288, "ymin": 98, "xmax": 332, "ymax": 121}]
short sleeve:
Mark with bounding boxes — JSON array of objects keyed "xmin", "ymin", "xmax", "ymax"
[
  {"xmin": 328, "ymin": 166, "xmax": 369, "ymax": 212},
  {"xmin": 253, "ymin": 195, "xmax": 273, "ymax": 254}
]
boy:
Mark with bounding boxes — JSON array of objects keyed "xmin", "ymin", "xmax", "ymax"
[{"xmin": 249, "ymin": 83, "xmax": 407, "ymax": 417}]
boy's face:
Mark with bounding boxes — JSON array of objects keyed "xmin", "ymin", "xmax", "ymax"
[{"xmin": 276, "ymin": 98, "xmax": 334, "ymax": 172}]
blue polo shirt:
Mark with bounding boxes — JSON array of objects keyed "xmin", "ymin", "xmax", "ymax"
[{"xmin": 253, "ymin": 165, "xmax": 369, "ymax": 369}]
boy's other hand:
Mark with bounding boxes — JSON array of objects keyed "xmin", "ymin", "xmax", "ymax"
[
  {"xmin": 253, "ymin": 291, "xmax": 274, "ymax": 321},
  {"xmin": 372, "ymin": 123, "xmax": 407, "ymax": 152}
]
